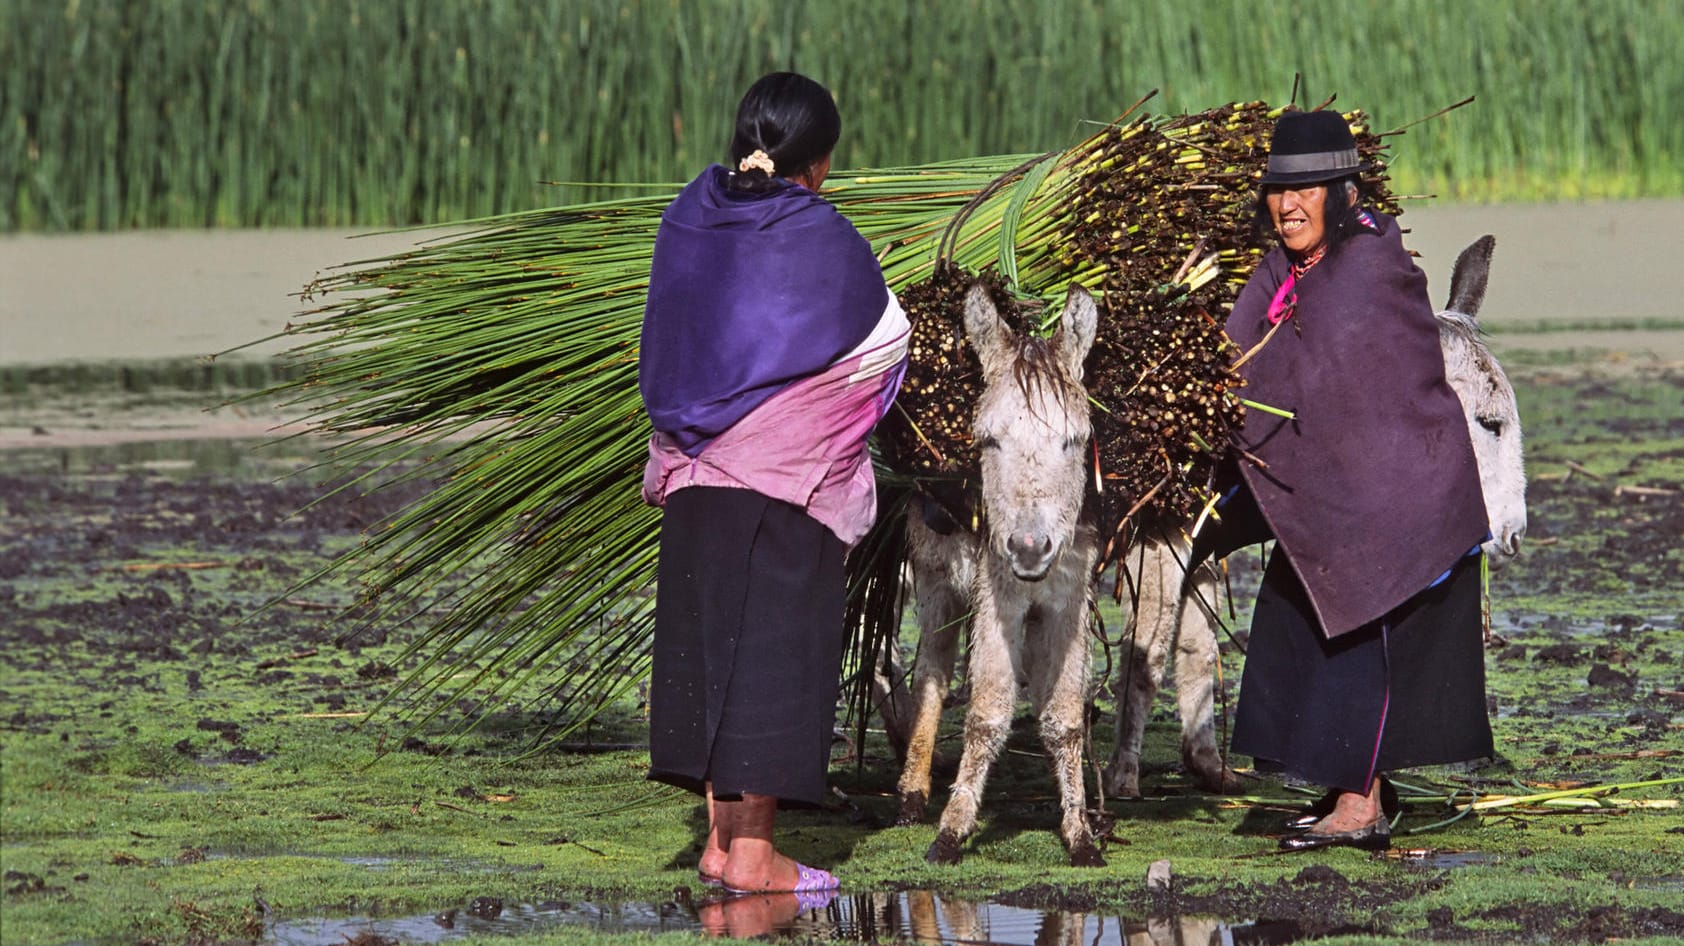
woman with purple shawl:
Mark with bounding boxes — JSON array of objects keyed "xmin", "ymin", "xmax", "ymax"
[
  {"xmin": 1196, "ymin": 110, "xmax": 1493, "ymax": 852},
  {"xmin": 637, "ymin": 73, "xmax": 908, "ymax": 895}
]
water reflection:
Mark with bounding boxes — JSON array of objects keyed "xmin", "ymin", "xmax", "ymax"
[
  {"xmin": 813, "ymin": 891, "xmax": 1311, "ymax": 945},
  {"xmin": 273, "ymin": 898, "xmax": 694, "ymax": 945},
  {"xmin": 270, "ymin": 890, "xmax": 1323, "ymax": 945}
]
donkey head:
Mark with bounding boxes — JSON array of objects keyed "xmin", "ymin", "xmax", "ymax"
[
  {"xmin": 963, "ymin": 283, "xmax": 1099, "ymax": 581},
  {"xmin": 1438, "ymin": 235, "xmax": 1526, "ymax": 566}
]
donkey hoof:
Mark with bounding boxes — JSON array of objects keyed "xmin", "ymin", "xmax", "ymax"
[
  {"xmin": 894, "ymin": 792, "xmax": 928, "ymax": 827},
  {"xmin": 925, "ymin": 829, "xmax": 965, "ymax": 865},
  {"xmin": 1102, "ymin": 766, "xmax": 1142, "ymax": 799},
  {"xmin": 1068, "ymin": 842, "xmax": 1107, "ymax": 868},
  {"xmin": 1195, "ymin": 768, "xmax": 1244, "ymax": 795},
  {"xmin": 1184, "ymin": 750, "xmax": 1243, "ymax": 794}
]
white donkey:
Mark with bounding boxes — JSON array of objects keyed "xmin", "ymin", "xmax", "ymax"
[
  {"xmin": 896, "ymin": 283, "xmax": 1105, "ymax": 867},
  {"xmin": 1102, "ymin": 234, "xmax": 1527, "ymax": 797},
  {"xmin": 1438, "ymin": 235, "xmax": 1526, "ymax": 565}
]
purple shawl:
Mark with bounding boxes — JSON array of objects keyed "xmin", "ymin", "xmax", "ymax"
[
  {"xmin": 1225, "ymin": 213, "xmax": 1488, "ymax": 637},
  {"xmin": 638, "ymin": 165, "xmax": 889, "ymax": 456}
]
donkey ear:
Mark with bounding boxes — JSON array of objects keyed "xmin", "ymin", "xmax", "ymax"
[
  {"xmin": 1053, "ymin": 285, "xmax": 1099, "ymax": 379},
  {"xmin": 962, "ymin": 282, "xmax": 1010, "ymax": 370},
  {"xmin": 1445, "ymin": 234, "xmax": 1496, "ymax": 320}
]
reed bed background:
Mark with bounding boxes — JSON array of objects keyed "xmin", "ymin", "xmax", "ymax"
[{"xmin": 4, "ymin": 0, "xmax": 1681, "ymax": 231}]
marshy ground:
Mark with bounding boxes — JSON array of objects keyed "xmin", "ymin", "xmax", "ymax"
[
  {"xmin": 1, "ymin": 353, "xmax": 1680, "ymax": 945},
  {"xmin": 2, "ymin": 212, "xmax": 1682, "ymax": 944}
]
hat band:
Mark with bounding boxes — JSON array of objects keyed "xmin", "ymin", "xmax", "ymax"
[{"xmin": 1267, "ymin": 148, "xmax": 1361, "ymax": 175}]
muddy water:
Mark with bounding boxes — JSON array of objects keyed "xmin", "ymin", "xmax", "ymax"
[
  {"xmin": 270, "ymin": 890, "xmax": 1337, "ymax": 945},
  {"xmin": 3, "ymin": 201, "xmax": 1683, "ymax": 369}
]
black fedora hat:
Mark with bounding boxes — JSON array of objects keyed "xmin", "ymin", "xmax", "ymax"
[{"xmin": 1259, "ymin": 110, "xmax": 1369, "ymax": 186}]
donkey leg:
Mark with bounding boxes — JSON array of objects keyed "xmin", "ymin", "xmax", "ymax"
[
  {"xmin": 1102, "ymin": 628, "xmax": 1163, "ymax": 798},
  {"xmin": 896, "ymin": 513, "xmax": 973, "ymax": 825},
  {"xmin": 1174, "ymin": 562, "xmax": 1241, "ymax": 793},
  {"xmin": 895, "ymin": 580, "xmax": 966, "ymax": 825},
  {"xmin": 1032, "ymin": 600, "xmax": 1105, "ymax": 867},
  {"xmin": 869, "ymin": 635, "xmax": 915, "ymax": 762},
  {"xmin": 1103, "ymin": 540, "xmax": 1177, "ymax": 798},
  {"xmin": 926, "ymin": 607, "xmax": 1016, "ymax": 865}
]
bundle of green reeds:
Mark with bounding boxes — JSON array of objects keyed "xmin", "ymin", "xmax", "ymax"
[
  {"xmin": 877, "ymin": 102, "xmax": 1402, "ymax": 554},
  {"xmin": 263, "ymin": 152, "xmax": 1060, "ymax": 735},
  {"xmin": 262, "ymin": 99, "xmax": 1401, "ymax": 739},
  {"xmin": 881, "ymin": 266, "xmax": 1030, "ymax": 478},
  {"xmin": 1084, "ymin": 104, "xmax": 1398, "ymax": 544}
]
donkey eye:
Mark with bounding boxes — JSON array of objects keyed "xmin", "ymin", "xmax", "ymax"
[
  {"xmin": 975, "ymin": 434, "xmax": 999, "ymax": 451},
  {"xmin": 1477, "ymin": 416, "xmax": 1505, "ymax": 436}
]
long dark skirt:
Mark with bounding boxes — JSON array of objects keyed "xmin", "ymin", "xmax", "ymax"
[
  {"xmin": 646, "ymin": 485, "xmax": 846, "ymax": 807},
  {"xmin": 1230, "ymin": 547, "xmax": 1494, "ymax": 792}
]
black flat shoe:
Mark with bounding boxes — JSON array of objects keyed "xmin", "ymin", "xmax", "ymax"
[
  {"xmin": 1282, "ymin": 777, "xmax": 1400, "ymax": 832},
  {"xmin": 1277, "ymin": 816, "xmax": 1391, "ymax": 852}
]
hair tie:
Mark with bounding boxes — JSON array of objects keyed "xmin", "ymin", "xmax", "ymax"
[{"xmin": 737, "ymin": 149, "xmax": 776, "ymax": 176}]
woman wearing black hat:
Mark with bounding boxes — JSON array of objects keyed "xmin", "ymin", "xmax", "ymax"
[{"xmin": 1197, "ymin": 109, "xmax": 1494, "ymax": 851}]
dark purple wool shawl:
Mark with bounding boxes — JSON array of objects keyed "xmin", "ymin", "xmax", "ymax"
[
  {"xmin": 1225, "ymin": 213, "xmax": 1487, "ymax": 638},
  {"xmin": 639, "ymin": 165, "xmax": 889, "ymax": 456}
]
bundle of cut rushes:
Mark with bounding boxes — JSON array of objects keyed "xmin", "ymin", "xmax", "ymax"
[
  {"xmin": 881, "ymin": 100, "xmax": 1401, "ymax": 564},
  {"xmin": 261, "ymin": 98, "xmax": 1404, "ymax": 741}
]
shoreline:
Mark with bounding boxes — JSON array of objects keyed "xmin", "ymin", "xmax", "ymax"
[{"xmin": 3, "ymin": 202, "xmax": 1680, "ymax": 450}]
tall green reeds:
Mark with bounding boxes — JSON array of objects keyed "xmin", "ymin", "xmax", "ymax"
[{"xmin": 3, "ymin": 0, "xmax": 1681, "ymax": 230}]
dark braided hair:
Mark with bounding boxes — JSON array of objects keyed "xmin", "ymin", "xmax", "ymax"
[{"xmin": 725, "ymin": 72, "xmax": 840, "ymax": 194}]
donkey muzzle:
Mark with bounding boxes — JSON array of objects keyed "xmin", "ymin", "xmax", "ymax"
[
  {"xmin": 1486, "ymin": 526, "xmax": 1524, "ymax": 565},
  {"xmin": 1006, "ymin": 532, "xmax": 1057, "ymax": 581}
]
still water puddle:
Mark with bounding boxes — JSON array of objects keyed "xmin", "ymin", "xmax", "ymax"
[
  {"xmin": 272, "ymin": 890, "xmax": 1339, "ymax": 945},
  {"xmin": 1394, "ymin": 849, "xmax": 1498, "ymax": 869}
]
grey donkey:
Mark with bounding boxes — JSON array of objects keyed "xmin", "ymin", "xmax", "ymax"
[{"xmin": 895, "ymin": 283, "xmax": 1106, "ymax": 867}]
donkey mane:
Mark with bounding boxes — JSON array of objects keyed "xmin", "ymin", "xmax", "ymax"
[{"xmin": 1005, "ymin": 335, "xmax": 1084, "ymax": 433}]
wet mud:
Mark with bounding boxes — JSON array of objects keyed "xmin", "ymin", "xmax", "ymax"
[{"xmin": 2, "ymin": 365, "xmax": 1682, "ymax": 944}]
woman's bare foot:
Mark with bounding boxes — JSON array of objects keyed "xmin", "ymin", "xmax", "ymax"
[
  {"xmin": 698, "ymin": 846, "xmax": 728, "ymax": 883},
  {"xmin": 720, "ymin": 826, "xmax": 805, "ymax": 892},
  {"xmin": 1307, "ymin": 778, "xmax": 1385, "ymax": 834},
  {"xmin": 697, "ymin": 785, "xmax": 729, "ymax": 882},
  {"xmin": 714, "ymin": 793, "xmax": 836, "ymax": 892}
]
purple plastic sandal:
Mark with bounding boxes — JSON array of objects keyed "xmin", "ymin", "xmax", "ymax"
[
  {"xmin": 791, "ymin": 862, "xmax": 838, "ymax": 893},
  {"xmin": 723, "ymin": 862, "xmax": 839, "ymax": 895}
]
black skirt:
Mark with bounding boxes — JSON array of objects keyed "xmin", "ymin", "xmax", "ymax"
[
  {"xmin": 1230, "ymin": 546, "xmax": 1494, "ymax": 792},
  {"xmin": 646, "ymin": 485, "xmax": 847, "ymax": 807}
]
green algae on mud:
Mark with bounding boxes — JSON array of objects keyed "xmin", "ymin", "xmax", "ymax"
[{"xmin": 2, "ymin": 369, "xmax": 1683, "ymax": 945}]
